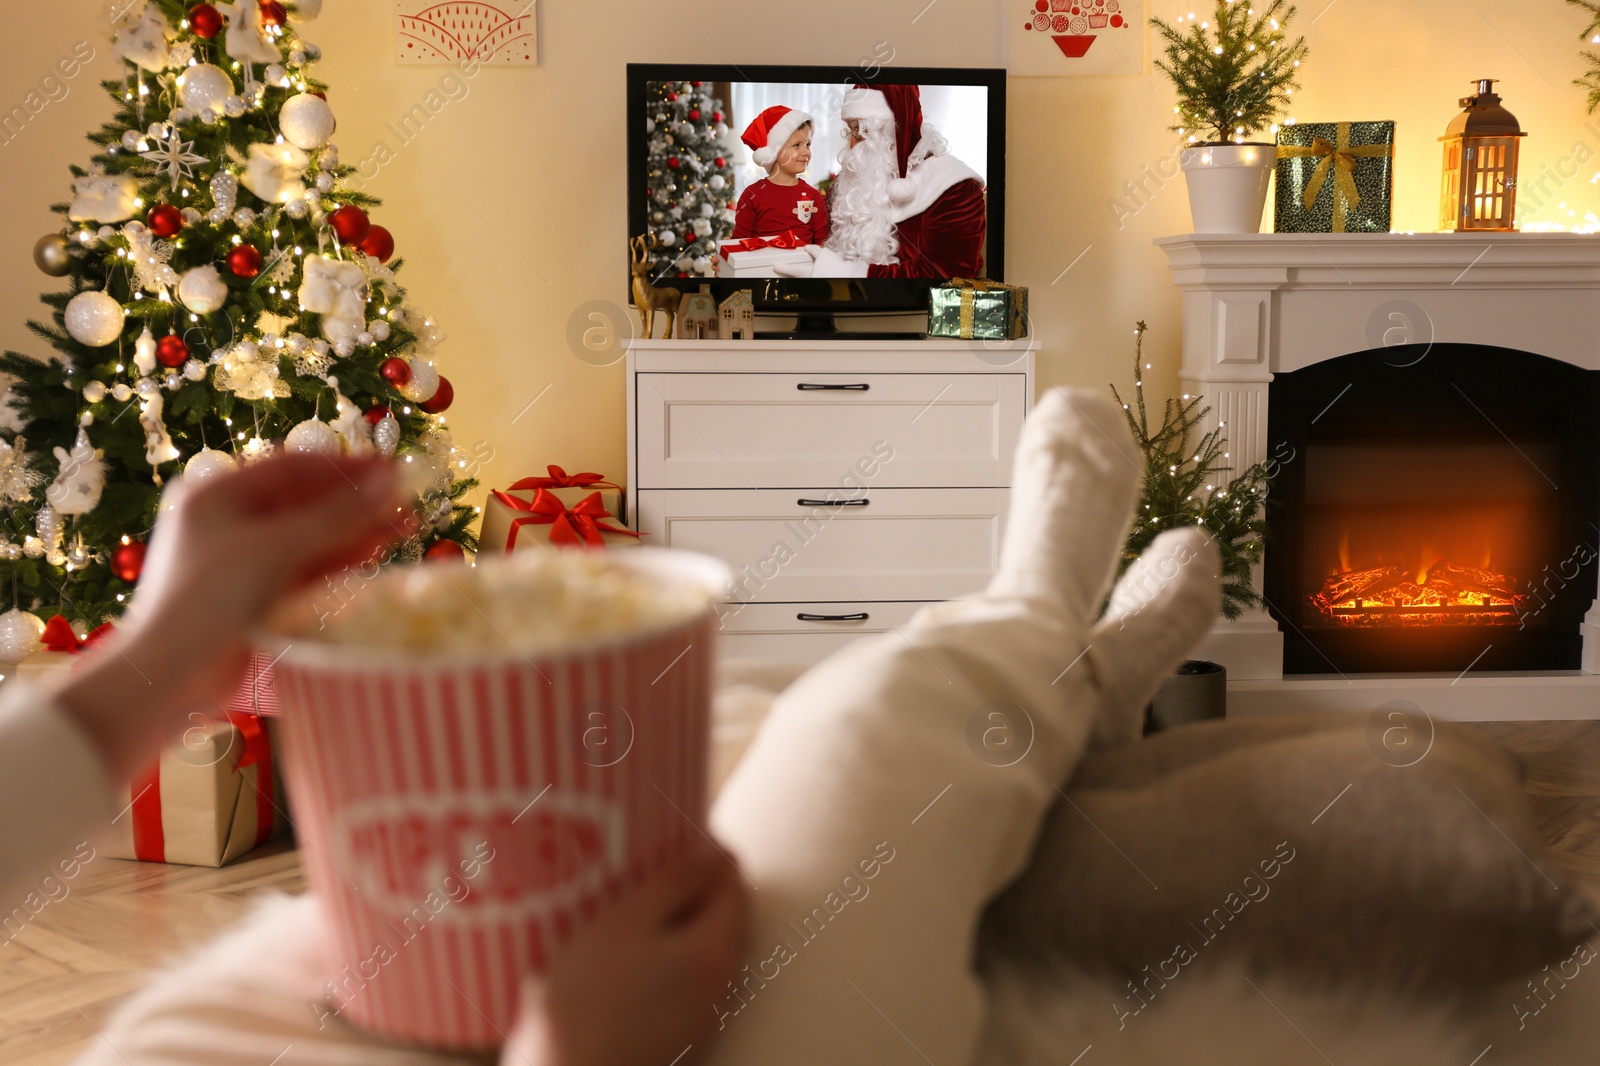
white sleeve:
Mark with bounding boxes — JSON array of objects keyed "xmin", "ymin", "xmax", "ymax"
[{"xmin": 0, "ymin": 680, "xmax": 118, "ymax": 903}]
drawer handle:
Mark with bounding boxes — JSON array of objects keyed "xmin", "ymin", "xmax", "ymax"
[
  {"xmin": 796, "ymin": 383, "xmax": 870, "ymax": 391},
  {"xmin": 797, "ymin": 498, "xmax": 869, "ymax": 508},
  {"xmin": 797, "ymin": 612, "xmax": 870, "ymax": 623}
]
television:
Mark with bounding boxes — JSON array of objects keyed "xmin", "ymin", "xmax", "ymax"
[{"xmin": 626, "ymin": 63, "xmax": 1006, "ymax": 338}]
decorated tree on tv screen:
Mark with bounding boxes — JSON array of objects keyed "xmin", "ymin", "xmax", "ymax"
[
  {"xmin": 0, "ymin": 0, "xmax": 478, "ymax": 633},
  {"xmin": 642, "ymin": 79, "xmax": 736, "ymax": 278}
]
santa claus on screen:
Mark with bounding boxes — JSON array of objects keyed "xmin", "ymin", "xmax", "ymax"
[{"xmin": 775, "ymin": 83, "xmax": 986, "ymax": 279}]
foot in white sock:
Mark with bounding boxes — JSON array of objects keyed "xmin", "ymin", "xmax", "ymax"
[
  {"xmin": 1090, "ymin": 527, "xmax": 1223, "ymax": 744},
  {"xmin": 988, "ymin": 387, "xmax": 1142, "ymax": 618}
]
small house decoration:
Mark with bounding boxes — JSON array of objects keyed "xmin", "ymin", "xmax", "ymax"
[
  {"xmin": 1440, "ymin": 78, "xmax": 1527, "ymax": 232},
  {"xmin": 719, "ymin": 290, "xmax": 755, "ymax": 341},
  {"xmin": 678, "ymin": 285, "xmax": 719, "ymax": 339}
]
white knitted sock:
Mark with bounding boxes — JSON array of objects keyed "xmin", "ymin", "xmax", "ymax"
[{"xmin": 987, "ymin": 388, "xmax": 1141, "ymax": 618}]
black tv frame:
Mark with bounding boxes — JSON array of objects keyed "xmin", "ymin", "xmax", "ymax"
[{"xmin": 626, "ymin": 62, "xmax": 1006, "ymax": 329}]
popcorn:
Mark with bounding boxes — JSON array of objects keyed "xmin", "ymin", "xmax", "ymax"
[{"xmin": 282, "ymin": 551, "xmax": 709, "ymax": 655}]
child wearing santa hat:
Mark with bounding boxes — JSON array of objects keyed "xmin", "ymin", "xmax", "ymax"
[{"xmin": 732, "ymin": 105, "xmax": 830, "ymax": 244}]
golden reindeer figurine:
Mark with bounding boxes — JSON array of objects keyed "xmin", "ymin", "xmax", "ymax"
[{"xmin": 629, "ymin": 234, "xmax": 680, "ymax": 339}]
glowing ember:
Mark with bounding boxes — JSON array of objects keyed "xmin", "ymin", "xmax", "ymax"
[{"xmin": 1310, "ymin": 561, "xmax": 1526, "ymax": 627}]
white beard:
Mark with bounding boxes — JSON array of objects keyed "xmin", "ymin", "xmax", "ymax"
[{"xmin": 825, "ymin": 117, "xmax": 900, "ymax": 265}]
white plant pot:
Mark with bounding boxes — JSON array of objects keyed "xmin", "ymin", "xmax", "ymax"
[{"xmin": 1180, "ymin": 143, "xmax": 1275, "ymax": 234}]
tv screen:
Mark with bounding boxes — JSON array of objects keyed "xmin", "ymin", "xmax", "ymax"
[{"xmin": 626, "ymin": 64, "xmax": 1005, "ymax": 320}]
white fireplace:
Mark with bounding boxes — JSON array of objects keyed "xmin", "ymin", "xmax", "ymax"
[{"xmin": 1157, "ymin": 233, "xmax": 1600, "ymax": 721}]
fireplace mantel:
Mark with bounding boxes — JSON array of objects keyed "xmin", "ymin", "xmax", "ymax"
[{"xmin": 1157, "ymin": 232, "xmax": 1600, "ymax": 720}]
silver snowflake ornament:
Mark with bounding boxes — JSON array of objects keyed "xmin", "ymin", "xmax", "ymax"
[{"xmin": 141, "ymin": 133, "xmax": 208, "ymax": 191}]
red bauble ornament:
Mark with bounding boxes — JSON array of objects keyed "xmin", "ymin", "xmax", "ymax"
[
  {"xmin": 692, "ymin": 81, "xmax": 703, "ymax": 87},
  {"xmin": 188, "ymin": 3, "xmax": 223, "ymax": 39},
  {"xmin": 329, "ymin": 205, "xmax": 371, "ymax": 245},
  {"xmin": 424, "ymin": 540, "xmax": 466, "ymax": 562},
  {"xmin": 156, "ymin": 334, "xmax": 189, "ymax": 368},
  {"xmin": 689, "ymin": 109, "xmax": 700, "ymax": 121},
  {"xmin": 667, "ymin": 157, "xmax": 680, "ymax": 170},
  {"xmin": 258, "ymin": 0, "xmax": 287, "ymax": 26},
  {"xmin": 227, "ymin": 244, "xmax": 262, "ymax": 278},
  {"xmin": 359, "ymin": 224, "xmax": 395, "ymax": 263},
  {"xmin": 363, "ymin": 404, "xmax": 390, "ymax": 425},
  {"xmin": 379, "ymin": 357, "xmax": 411, "ymax": 387},
  {"xmin": 110, "ymin": 541, "xmax": 147, "ymax": 584},
  {"xmin": 667, "ymin": 92, "xmax": 678, "ymax": 102},
  {"xmin": 714, "ymin": 156, "xmax": 726, "ymax": 168},
  {"xmin": 712, "ymin": 111, "xmax": 723, "ymax": 124},
  {"xmin": 147, "ymin": 205, "xmax": 183, "ymax": 239},
  {"xmin": 419, "ymin": 376, "xmax": 453, "ymax": 414}
]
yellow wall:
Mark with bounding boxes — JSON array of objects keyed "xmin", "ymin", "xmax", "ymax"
[{"xmin": 3, "ymin": 1, "xmax": 1598, "ymax": 497}]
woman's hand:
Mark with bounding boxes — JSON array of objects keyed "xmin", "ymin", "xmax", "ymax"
[
  {"xmin": 502, "ymin": 844, "xmax": 750, "ymax": 1066},
  {"xmin": 49, "ymin": 452, "xmax": 405, "ymax": 780}
]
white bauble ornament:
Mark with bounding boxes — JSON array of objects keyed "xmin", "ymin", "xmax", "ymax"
[
  {"xmin": 68, "ymin": 174, "xmax": 140, "ymax": 224},
  {"xmin": 265, "ymin": 63, "xmax": 287, "ymax": 86},
  {"xmin": 224, "ymin": 95, "xmax": 247, "ymax": 118},
  {"xmin": 284, "ymin": 197, "xmax": 309, "ymax": 220},
  {"xmin": 82, "ymin": 381, "xmax": 107, "ymax": 404},
  {"xmin": 183, "ymin": 359, "xmax": 207, "ymax": 381},
  {"xmin": 397, "ymin": 359, "xmax": 440, "ymax": 403},
  {"xmin": 657, "ymin": 230, "xmax": 677, "ymax": 247},
  {"xmin": 64, "ymin": 292, "xmax": 124, "ymax": 347},
  {"xmin": 177, "ymin": 265, "xmax": 229, "ymax": 313},
  {"xmin": 0, "ymin": 609, "xmax": 45, "ymax": 664},
  {"xmin": 240, "ymin": 142, "xmax": 310, "ymax": 204},
  {"xmin": 315, "ymin": 171, "xmax": 335, "ymax": 194},
  {"xmin": 233, "ymin": 207, "xmax": 258, "ymax": 228},
  {"xmin": 163, "ymin": 372, "xmax": 182, "ymax": 391},
  {"xmin": 134, "ymin": 325, "xmax": 158, "ymax": 377},
  {"xmin": 700, "ymin": 203, "xmax": 715, "ymax": 218},
  {"xmin": 373, "ymin": 412, "xmax": 400, "ymax": 457},
  {"xmin": 111, "ymin": 383, "xmax": 133, "ymax": 402},
  {"xmin": 185, "ymin": 447, "xmax": 238, "ymax": 480},
  {"xmin": 46, "ymin": 429, "xmax": 106, "ymax": 516},
  {"xmin": 285, "ymin": 417, "xmax": 339, "ymax": 454},
  {"xmin": 708, "ymin": 174, "xmax": 726, "ymax": 191},
  {"xmin": 371, "ymin": 320, "xmax": 391, "ymax": 341},
  {"xmin": 177, "ymin": 63, "xmax": 233, "ymax": 118},
  {"xmin": 280, "ymin": 93, "xmax": 336, "ymax": 150}
]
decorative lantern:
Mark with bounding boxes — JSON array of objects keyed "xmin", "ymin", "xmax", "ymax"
[{"xmin": 1439, "ymin": 79, "xmax": 1526, "ymax": 232}]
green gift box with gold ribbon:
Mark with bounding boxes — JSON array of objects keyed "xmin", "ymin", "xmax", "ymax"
[
  {"xmin": 1274, "ymin": 121, "xmax": 1396, "ymax": 234},
  {"xmin": 928, "ymin": 278, "xmax": 1029, "ymax": 340}
]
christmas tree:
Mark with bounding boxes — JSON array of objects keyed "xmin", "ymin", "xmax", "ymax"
[
  {"xmin": 1150, "ymin": 0, "xmax": 1309, "ymax": 145},
  {"xmin": 1110, "ymin": 322, "xmax": 1271, "ymax": 621},
  {"xmin": 1570, "ymin": 0, "xmax": 1600, "ymax": 113},
  {"xmin": 641, "ymin": 80, "xmax": 736, "ymax": 279},
  {"xmin": 1, "ymin": 0, "xmax": 477, "ymax": 633}
]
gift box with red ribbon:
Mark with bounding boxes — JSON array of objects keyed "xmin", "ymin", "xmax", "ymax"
[
  {"xmin": 717, "ymin": 233, "xmax": 813, "ymax": 278},
  {"xmin": 480, "ymin": 468, "xmax": 643, "ymax": 553},
  {"xmin": 11, "ymin": 616, "xmax": 288, "ymax": 866}
]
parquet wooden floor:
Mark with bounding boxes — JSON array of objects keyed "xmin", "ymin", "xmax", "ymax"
[{"xmin": 4, "ymin": 722, "xmax": 1598, "ymax": 1065}]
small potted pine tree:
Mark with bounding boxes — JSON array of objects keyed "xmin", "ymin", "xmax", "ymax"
[
  {"xmin": 1151, "ymin": 0, "xmax": 1310, "ymax": 233},
  {"xmin": 1111, "ymin": 322, "xmax": 1273, "ymax": 730}
]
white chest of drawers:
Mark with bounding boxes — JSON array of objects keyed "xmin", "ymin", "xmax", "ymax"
[{"xmin": 626, "ymin": 338, "xmax": 1036, "ymax": 663}]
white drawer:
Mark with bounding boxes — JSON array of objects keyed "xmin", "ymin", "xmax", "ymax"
[
  {"xmin": 637, "ymin": 488, "xmax": 1005, "ymax": 602},
  {"xmin": 714, "ymin": 601, "xmax": 938, "ymax": 664},
  {"xmin": 635, "ymin": 372, "xmax": 1024, "ymax": 489}
]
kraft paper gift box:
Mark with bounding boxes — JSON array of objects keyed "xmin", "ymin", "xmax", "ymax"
[
  {"xmin": 717, "ymin": 236, "xmax": 813, "ymax": 278},
  {"xmin": 106, "ymin": 712, "xmax": 288, "ymax": 867},
  {"xmin": 10, "ymin": 626, "xmax": 288, "ymax": 867},
  {"xmin": 1274, "ymin": 121, "xmax": 1396, "ymax": 234},
  {"xmin": 928, "ymin": 278, "xmax": 1030, "ymax": 340},
  {"xmin": 481, "ymin": 486, "xmax": 644, "ymax": 553}
]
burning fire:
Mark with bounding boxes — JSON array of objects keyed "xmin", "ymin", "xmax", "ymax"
[{"xmin": 1311, "ymin": 548, "xmax": 1525, "ymax": 628}]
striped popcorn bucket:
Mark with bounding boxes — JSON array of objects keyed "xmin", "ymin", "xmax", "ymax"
[{"xmin": 267, "ymin": 549, "xmax": 728, "ymax": 1051}]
